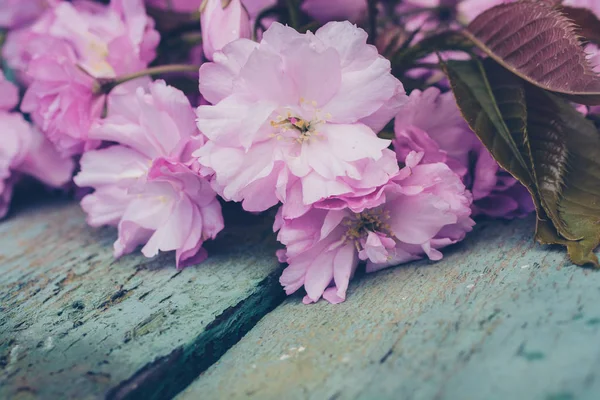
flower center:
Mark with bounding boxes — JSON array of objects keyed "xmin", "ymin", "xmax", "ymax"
[
  {"xmin": 270, "ymin": 115, "xmax": 317, "ymax": 143},
  {"xmin": 269, "ymin": 99, "xmax": 331, "ymax": 144},
  {"xmin": 342, "ymin": 208, "xmax": 394, "ymax": 246}
]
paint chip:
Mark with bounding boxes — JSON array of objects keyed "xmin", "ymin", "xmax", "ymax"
[
  {"xmin": 44, "ymin": 337, "xmax": 54, "ymax": 350},
  {"xmin": 466, "ymin": 284, "xmax": 475, "ymax": 289},
  {"xmin": 280, "ymin": 354, "xmax": 290, "ymax": 360},
  {"xmin": 521, "ymin": 265, "xmax": 530, "ymax": 269}
]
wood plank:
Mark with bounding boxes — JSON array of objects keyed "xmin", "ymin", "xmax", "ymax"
[
  {"xmin": 178, "ymin": 216, "xmax": 600, "ymax": 400},
  {"xmin": 0, "ymin": 197, "xmax": 284, "ymax": 400}
]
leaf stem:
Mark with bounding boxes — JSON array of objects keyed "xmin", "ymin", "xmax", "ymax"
[{"xmin": 94, "ymin": 64, "xmax": 201, "ymax": 95}]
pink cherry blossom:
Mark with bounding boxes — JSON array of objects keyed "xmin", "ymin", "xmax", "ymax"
[
  {"xmin": 195, "ymin": 21, "xmax": 407, "ymax": 217},
  {"xmin": 394, "ymin": 87, "xmax": 535, "ymax": 219},
  {"xmin": 74, "ymin": 80, "xmax": 223, "ymax": 267},
  {"xmin": 301, "ymin": 0, "xmax": 367, "ymax": 23},
  {"xmin": 201, "ymin": 0, "xmax": 251, "ymax": 61},
  {"xmin": 0, "ymin": 72, "xmax": 19, "ymax": 111},
  {"xmin": 3, "ymin": 0, "xmax": 160, "ymax": 156},
  {"xmin": 5, "ymin": 0, "xmax": 159, "ymax": 81},
  {"xmin": 0, "ymin": 0, "xmax": 58, "ymax": 29},
  {"xmin": 0, "ymin": 72, "xmax": 75, "ymax": 218},
  {"xmin": 20, "ymin": 47, "xmax": 105, "ymax": 157},
  {"xmin": 277, "ymin": 151, "xmax": 474, "ymax": 304}
]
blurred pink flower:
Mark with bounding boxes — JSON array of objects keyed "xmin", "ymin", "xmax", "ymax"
[
  {"xmin": 301, "ymin": 0, "xmax": 367, "ymax": 23},
  {"xmin": 146, "ymin": 0, "xmax": 202, "ymax": 12},
  {"xmin": 74, "ymin": 80, "xmax": 223, "ymax": 267},
  {"xmin": 244, "ymin": 0, "xmax": 278, "ymax": 20},
  {"xmin": 147, "ymin": 0, "xmax": 276, "ymax": 20},
  {"xmin": 201, "ymin": 0, "xmax": 251, "ymax": 61},
  {"xmin": 0, "ymin": 0, "xmax": 58, "ymax": 29},
  {"xmin": 394, "ymin": 87, "xmax": 535, "ymax": 219},
  {"xmin": 0, "ymin": 72, "xmax": 74, "ymax": 218},
  {"xmin": 5, "ymin": 0, "xmax": 159, "ymax": 81},
  {"xmin": 195, "ymin": 21, "xmax": 407, "ymax": 217},
  {"xmin": 563, "ymin": 0, "xmax": 600, "ymax": 16},
  {"xmin": 277, "ymin": 151, "xmax": 474, "ymax": 304},
  {"xmin": 0, "ymin": 113, "xmax": 32, "ymax": 218},
  {"xmin": 3, "ymin": 0, "xmax": 160, "ymax": 156},
  {"xmin": 394, "ymin": 1, "xmax": 466, "ymax": 84},
  {"xmin": 457, "ymin": 0, "xmax": 505, "ymax": 23},
  {"xmin": 458, "ymin": 0, "xmax": 600, "ymax": 23}
]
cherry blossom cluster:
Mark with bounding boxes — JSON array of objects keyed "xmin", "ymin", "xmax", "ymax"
[{"xmin": 1, "ymin": 0, "xmax": 598, "ymax": 303}]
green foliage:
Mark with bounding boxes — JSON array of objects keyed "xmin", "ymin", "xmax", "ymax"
[
  {"xmin": 437, "ymin": 0, "xmax": 600, "ymax": 266},
  {"xmin": 446, "ymin": 57, "xmax": 600, "ymax": 266}
]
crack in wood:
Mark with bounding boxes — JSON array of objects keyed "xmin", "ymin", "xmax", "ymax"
[{"xmin": 106, "ymin": 268, "xmax": 285, "ymax": 400}]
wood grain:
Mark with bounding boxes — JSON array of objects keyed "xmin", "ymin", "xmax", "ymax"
[
  {"xmin": 0, "ymin": 198, "xmax": 284, "ymax": 400},
  {"xmin": 178, "ymin": 216, "xmax": 600, "ymax": 400}
]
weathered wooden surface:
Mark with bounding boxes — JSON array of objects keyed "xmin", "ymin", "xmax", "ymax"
[
  {"xmin": 178, "ymin": 216, "xmax": 600, "ymax": 400},
  {"xmin": 0, "ymin": 197, "xmax": 284, "ymax": 400}
]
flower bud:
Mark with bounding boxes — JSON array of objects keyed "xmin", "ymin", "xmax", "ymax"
[{"xmin": 200, "ymin": 0, "xmax": 251, "ymax": 61}]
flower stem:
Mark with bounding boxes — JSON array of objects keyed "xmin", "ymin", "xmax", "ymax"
[
  {"xmin": 94, "ymin": 64, "xmax": 201, "ymax": 95},
  {"xmin": 285, "ymin": 0, "xmax": 300, "ymax": 29},
  {"xmin": 367, "ymin": 0, "xmax": 379, "ymax": 44}
]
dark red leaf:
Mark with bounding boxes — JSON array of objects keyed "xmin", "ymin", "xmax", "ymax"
[
  {"xmin": 560, "ymin": 6, "xmax": 600, "ymax": 45},
  {"xmin": 465, "ymin": 0, "xmax": 600, "ymax": 105}
]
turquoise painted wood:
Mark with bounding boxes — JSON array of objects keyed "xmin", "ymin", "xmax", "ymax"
[
  {"xmin": 0, "ymin": 197, "xmax": 284, "ymax": 400},
  {"xmin": 178, "ymin": 216, "xmax": 600, "ymax": 400}
]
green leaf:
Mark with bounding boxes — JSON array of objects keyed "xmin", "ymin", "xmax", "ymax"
[
  {"xmin": 146, "ymin": 6, "xmax": 200, "ymax": 33},
  {"xmin": 523, "ymin": 85, "xmax": 574, "ymax": 239},
  {"xmin": 445, "ymin": 58, "xmax": 600, "ymax": 266},
  {"xmin": 443, "ymin": 59, "xmax": 534, "ymax": 186},
  {"xmin": 391, "ymin": 31, "xmax": 473, "ymax": 74},
  {"xmin": 526, "ymin": 88, "xmax": 600, "ymax": 266}
]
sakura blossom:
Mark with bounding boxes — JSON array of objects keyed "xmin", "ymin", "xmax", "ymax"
[
  {"xmin": 195, "ymin": 21, "xmax": 407, "ymax": 217},
  {"xmin": 277, "ymin": 151, "xmax": 474, "ymax": 304},
  {"xmin": 3, "ymin": 0, "xmax": 160, "ymax": 156},
  {"xmin": 394, "ymin": 88, "xmax": 535, "ymax": 219},
  {"xmin": 0, "ymin": 0, "xmax": 57, "ymax": 29},
  {"xmin": 0, "ymin": 0, "xmax": 594, "ymax": 304},
  {"xmin": 0, "ymin": 72, "xmax": 74, "ymax": 219},
  {"xmin": 74, "ymin": 80, "xmax": 223, "ymax": 267}
]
